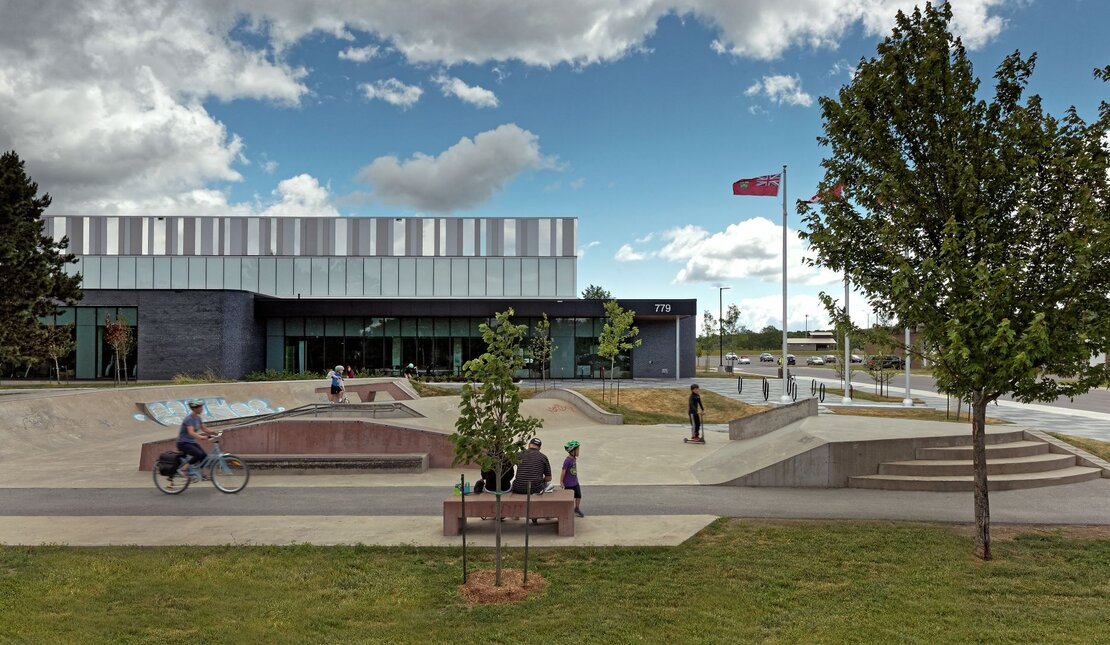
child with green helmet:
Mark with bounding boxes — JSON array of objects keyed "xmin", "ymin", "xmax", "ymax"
[{"xmin": 561, "ymin": 440, "xmax": 585, "ymax": 517}]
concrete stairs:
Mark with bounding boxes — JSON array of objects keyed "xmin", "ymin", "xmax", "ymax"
[{"xmin": 849, "ymin": 431, "xmax": 1102, "ymax": 491}]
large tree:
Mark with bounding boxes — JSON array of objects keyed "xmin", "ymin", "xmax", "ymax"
[
  {"xmin": 581, "ymin": 284, "xmax": 612, "ymax": 300},
  {"xmin": 0, "ymin": 151, "xmax": 82, "ymax": 374},
  {"xmin": 451, "ymin": 308, "xmax": 542, "ymax": 585},
  {"xmin": 801, "ymin": 4, "xmax": 1110, "ymax": 560}
]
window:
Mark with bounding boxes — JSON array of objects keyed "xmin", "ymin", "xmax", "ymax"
[
  {"xmin": 153, "ymin": 258, "xmax": 171, "ymax": 289},
  {"xmin": 189, "ymin": 257, "xmax": 206, "ymax": 289},
  {"xmin": 398, "ymin": 258, "xmax": 416, "ymax": 296},
  {"xmin": 100, "ymin": 257, "xmax": 119, "ymax": 289},
  {"xmin": 223, "ymin": 257, "xmax": 241, "ymax": 290},
  {"xmin": 468, "ymin": 258, "xmax": 485, "ymax": 296},
  {"xmin": 311, "ymin": 258, "xmax": 328, "ymax": 295},
  {"xmin": 206, "ymin": 258, "xmax": 224, "ymax": 289},
  {"xmin": 503, "ymin": 258, "xmax": 521, "ymax": 296},
  {"xmin": 364, "ymin": 258, "xmax": 382, "ymax": 296},
  {"xmin": 538, "ymin": 258, "xmax": 556, "ymax": 297},
  {"xmin": 521, "ymin": 258, "xmax": 538, "ymax": 297},
  {"xmin": 82, "ymin": 257, "xmax": 101, "ymax": 289},
  {"xmin": 416, "ymin": 258, "xmax": 433, "ymax": 296},
  {"xmin": 294, "ymin": 258, "xmax": 311, "ymax": 296},
  {"xmin": 171, "ymin": 257, "xmax": 188, "ymax": 289},
  {"xmin": 329, "ymin": 258, "xmax": 345, "ymax": 295},
  {"xmin": 451, "ymin": 258, "xmax": 468, "ymax": 296},
  {"xmin": 275, "ymin": 258, "xmax": 293, "ymax": 296},
  {"xmin": 241, "ymin": 258, "xmax": 259, "ymax": 292},
  {"xmin": 381, "ymin": 258, "xmax": 398, "ymax": 296},
  {"xmin": 258, "ymin": 257, "xmax": 276, "ymax": 295},
  {"xmin": 485, "ymin": 258, "xmax": 503, "ymax": 296},
  {"xmin": 346, "ymin": 258, "xmax": 363, "ymax": 296}
]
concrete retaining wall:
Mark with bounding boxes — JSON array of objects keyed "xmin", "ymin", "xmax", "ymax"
[
  {"xmin": 1026, "ymin": 429, "xmax": 1110, "ymax": 477},
  {"xmin": 139, "ymin": 417, "xmax": 460, "ymax": 470},
  {"xmin": 532, "ymin": 388, "xmax": 623, "ymax": 425},
  {"xmin": 728, "ymin": 398, "xmax": 817, "ymax": 440}
]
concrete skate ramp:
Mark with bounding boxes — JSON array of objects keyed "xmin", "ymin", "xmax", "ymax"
[{"xmin": 691, "ymin": 415, "xmax": 1026, "ymax": 487}]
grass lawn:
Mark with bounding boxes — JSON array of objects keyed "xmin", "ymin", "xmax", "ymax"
[
  {"xmin": 823, "ymin": 386, "xmax": 925, "ymax": 404},
  {"xmin": 1048, "ymin": 433, "xmax": 1110, "ymax": 461},
  {"xmin": 829, "ymin": 406, "xmax": 1009, "ymax": 424},
  {"xmin": 572, "ymin": 387, "xmax": 766, "ymax": 425},
  {"xmin": 3, "ymin": 520, "xmax": 1109, "ymax": 643}
]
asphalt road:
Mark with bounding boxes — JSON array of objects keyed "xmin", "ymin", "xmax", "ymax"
[{"xmin": 4, "ymin": 482, "xmax": 1109, "ymax": 524}]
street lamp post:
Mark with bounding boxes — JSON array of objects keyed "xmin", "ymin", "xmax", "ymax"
[
  {"xmin": 805, "ymin": 314, "xmax": 808, "ymax": 335},
  {"xmin": 718, "ymin": 286, "xmax": 731, "ymax": 367}
]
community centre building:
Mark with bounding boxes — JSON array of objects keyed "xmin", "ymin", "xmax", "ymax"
[{"xmin": 38, "ymin": 215, "xmax": 697, "ymax": 381}]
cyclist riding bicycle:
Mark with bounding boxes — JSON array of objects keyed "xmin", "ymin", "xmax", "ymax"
[{"xmin": 177, "ymin": 400, "xmax": 212, "ymax": 477}]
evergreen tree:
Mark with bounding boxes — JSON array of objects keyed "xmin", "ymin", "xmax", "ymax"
[
  {"xmin": 580, "ymin": 284, "xmax": 611, "ymax": 300},
  {"xmin": 0, "ymin": 151, "xmax": 82, "ymax": 373},
  {"xmin": 801, "ymin": 4, "xmax": 1110, "ymax": 560}
]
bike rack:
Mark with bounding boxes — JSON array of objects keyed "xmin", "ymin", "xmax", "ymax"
[
  {"xmin": 761, "ymin": 378, "xmax": 769, "ymax": 401},
  {"xmin": 737, "ymin": 377, "xmax": 743, "ymax": 394},
  {"xmin": 818, "ymin": 383, "xmax": 826, "ymax": 403},
  {"xmin": 810, "ymin": 379, "xmax": 817, "ymax": 396}
]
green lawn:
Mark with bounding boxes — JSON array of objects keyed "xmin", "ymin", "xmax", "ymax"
[
  {"xmin": 3, "ymin": 520, "xmax": 1109, "ymax": 643},
  {"xmin": 1048, "ymin": 433, "xmax": 1110, "ymax": 462}
]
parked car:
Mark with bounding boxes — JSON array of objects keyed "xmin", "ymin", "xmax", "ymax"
[
  {"xmin": 759, "ymin": 352, "xmax": 775, "ymax": 363},
  {"xmin": 850, "ymin": 354, "xmax": 864, "ymax": 363},
  {"xmin": 806, "ymin": 356, "xmax": 825, "ymax": 365},
  {"xmin": 725, "ymin": 352, "xmax": 739, "ymax": 361},
  {"xmin": 737, "ymin": 356, "xmax": 751, "ymax": 365},
  {"xmin": 822, "ymin": 355, "xmax": 837, "ymax": 364},
  {"xmin": 867, "ymin": 354, "xmax": 905, "ymax": 370},
  {"xmin": 777, "ymin": 354, "xmax": 796, "ymax": 366}
]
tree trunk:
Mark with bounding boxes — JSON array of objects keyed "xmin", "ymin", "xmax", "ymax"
[
  {"xmin": 114, "ymin": 350, "xmax": 120, "ymax": 384},
  {"xmin": 53, "ymin": 357, "xmax": 60, "ymax": 384},
  {"xmin": 494, "ymin": 464, "xmax": 503, "ymax": 586},
  {"xmin": 971, "ymin": 394, "xmax": 992, "ymax": 560}
]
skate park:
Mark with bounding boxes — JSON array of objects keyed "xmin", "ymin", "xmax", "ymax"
[{"xmin": 1, "ymin": 375, "xmax": 1108, "ymax": 548}]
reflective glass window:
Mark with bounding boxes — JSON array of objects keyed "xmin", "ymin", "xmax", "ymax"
[
  {"xmin": 135, "ymin": 257, "xmax": 153, "ymax": 289},
  {"xmin": 417, "ymin": 318, "xmax": 433, "ymax": 337},
  {"xmin": 293, "ymin": 258, "xmax": 311, "ymax": 296},
  {"xmin": 266, "ymin": 318, "xmax": 284, "ymax": 335},
  {"xmin": 223, "ymin": 257, "xmax": 241, "ymax": 290},
  {"xmin": 538, "ymin": 258, "xmax": 556, "ymax": 297},
  {"xmin": 556, "ymin": 258, "xmax": 575, "ymax": 297},
  {"xmin": 82, "ymin": 257, "xmax": 101, "ymax": 289},
  {"xmin": 434, "ymin": 318, "xmax": 450, "ymax": 336},
  {"xmin": 56, "ymin": 307, "xmax": 75, "ymax": 325},
  {"xmin": 285, "ymin": 317, "xmax": 305, "ymax": 335},
  {"xmin": 503, "ymin": 258, "xmax": 521, "ymax": 296},
  {"xmin": 398, "ymin": 258, "xmax": 416, "ymax": 296},
  {"xmin": 329, "ymin": 258, "xmax": 345, "ymax": 295},
  {"xmin": 433, "ymin": 258, "xmax": 450, "ymax": 296},
  {"xmin": 345, "ymin": 317, "xmax": 363, "ymax": 336},
  {"xmin": 258, "ymin": 258, "xmax": 276, "ymax": 295},
  {"xmin": 485, "ymin": 258, "xmax": 503, "ymax": 296},
  {"xmin": 384, "ymin": 317, "xmax": 400, "ymax": 336},
  {"xmin": 401, "ymin": 318, "xmax": 417, "ymax": 336},
  {"xmin": 311, "ymin": 258, "xmax": 328, "ymax": 295},
  {"xmin": 189, "ymin": 257, "xmax": 206, "ymax": 289},
  {"xmin": 275, "ymin": 258, "xmax": 293, "ymax": 296},
  {"xmin": 521, "ymin": 258, "xmax": 538, "ymax": 297},
  {"xmin": 363, "ymin": 318, "xmax": 384, "ymax": 337},
  {"xmin": 153, "ymin": 258, "xmax": 171, "ymax": 288},
  {"xmin": 450, "ymin": 317, "xmax": 469, "ymax": 336},
  {"xmin": 171, "ymin": 257, "xmax": 188, "ymax": 289},
  {"xmin": 100, "ymin": 256, "xmax": 119, "ymax": 289},
  {"xmin": 98, "ymin": 307, "xmax": 117, "ymax": 323},
  {"xmin": 450, "ymin": 258, "xmax": 467, "ymax": 296},
  {"xmin": 326, "ymin": 317, "xmax": 344, "ymax": 337},
  {"xmin": 241, "ymin": 258, "xmax": 259, "ymax": 292},
  {"xmin": 468, "ymin": 258, "xmax": 485, "ymax": 296},
  {"xmin": 206, "ymin": 257, "xmax": 223, "ymax": 289},
  {"xmin": 381, "ymin": 258, "xmax": 398, "ymax": 296},
  {"xmin": 416, "ymin": 258, "xmax": 433, "ymax": 296},
  {"xmin": 363, "ymin": 258, "xmax": 381, "ymax": 296},
  {"xmin": 119, "ymin": 256, "xmax": 138, "ymax": 288},
  {"xmin": 346, "ymin": 258, "xmax": 363, "ymax": 296},
  {"xmin": 305, "ymin": 317, "xmax": 324, "ymax": 336}
]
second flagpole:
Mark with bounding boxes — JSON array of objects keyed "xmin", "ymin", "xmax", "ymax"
[{"xmin": 780, "ymin": 164, "xmax": 792, "ymax": 403}]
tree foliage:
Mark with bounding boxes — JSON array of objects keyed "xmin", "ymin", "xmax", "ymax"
[
  {"xmin": 0, "ymin": 151, "xmax": 82, "ymax": 372},
  {"xmin": 105, "ymin": 314, "xmax": 136, "ymax": 384},
  {"xmin": 530, "ymin": 313, "xmax": 555, "ymax": 389},
  {"xmin": 450, "ymin": 308, "xmax": 542, "ymax": 584},
  {"xmin": 581, "ymin": 284, "xmax": 612, "ymax": 300},
  {"xmin": 33, "ymin": 323, "xmax": 75, "ymax": 384},
  {"xmin": 598, "ymin": 300, "xmax": 641, "ymax": 390},
  {"xmin": 800, "ymin": 4, "xmax": 1110, "ymax": 560}
]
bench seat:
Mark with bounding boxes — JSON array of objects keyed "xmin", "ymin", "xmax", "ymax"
[
  {"xmin": 238, "ymin": 453, "xmax": 428, "ymax": 474},
  {"xmin": 443, "ymin": 489, "xmax": 575, "ymax": 536}
]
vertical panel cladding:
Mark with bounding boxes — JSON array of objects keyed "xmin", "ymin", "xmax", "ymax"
[
  {"xmin": 199, "ymin": 218, "xmax": 212, "ymax": 255},
  {"xmin": 377, "ymin": 219, "xmax": 390, "ymax": 255},
  {"xmin": 183, "ymin": 218, "xmax": 196, "ymax": 255},
  {"xmin": 447, "ymin": 218, "xmax": 461, "ymax": 255},
  {"xmin": 526, "ymin": 219, "xmax": 539, "ymax": 256},
  {"xmin": 562, "ymin": 219, "xmax": 575, "ymax": 256},
  {"xmin": 680, "ymin": 316, "xmax": 697, "ymax": 378},
  {"xmin": 325, "ymin": 218, "xmax": 336, "ymax": 255},
  {"xmin": 357, "ymin": 219, "xmax": 372, "ymax": 255},
  {"xmin": 68, "ymin": 217, "xmax": 83, "ymax": 255},
  {"xmin": 407, "ymin": 218, "xmax": 421, "ymax": 256}
]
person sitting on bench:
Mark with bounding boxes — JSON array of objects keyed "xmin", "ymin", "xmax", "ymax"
[{"xmin": 511, "ymin": 437, "xmax": 551, "ymax": 495}]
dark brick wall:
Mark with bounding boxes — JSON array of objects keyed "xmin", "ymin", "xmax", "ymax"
[
  {"xmin": 632, "ymin": 316, "xmax": 696, "ymax": 379},
  {"xmin": 79, "ymin": 290, "xmax": 264, "ymax": 380}
]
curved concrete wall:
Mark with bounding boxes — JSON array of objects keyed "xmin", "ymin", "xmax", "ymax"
[
  {"xmin": 139, "ymin": 418, "xmax": 461, "ymax": 470},
  {"xmin": 532, "ymin": 388, "xmax": 623, "ymax": 425},
  {"xmin": 728, "ymin": 398, "xmax": 817, "ymax": 440}
]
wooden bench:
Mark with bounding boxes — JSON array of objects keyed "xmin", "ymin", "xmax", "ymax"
[{"xmin": 443, "ymin": 489, "xmax": 575, "ymax": 537}]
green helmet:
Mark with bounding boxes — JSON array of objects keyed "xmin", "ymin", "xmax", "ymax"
[{"xmin": 564, "ymin": 440, "xmax": 580, "ymax": 452}]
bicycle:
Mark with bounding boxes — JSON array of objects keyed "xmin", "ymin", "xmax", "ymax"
[{"xmin": 153, "ymin": 431, "xmax": 250, "ymax": 495}]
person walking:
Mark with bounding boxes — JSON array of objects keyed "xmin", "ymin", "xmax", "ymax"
[
  {"xmin": 688, "ymin": 384, "xmax": 706, "ymax": 442},
  {"xmin": 561, "ymin": 440, "xmax": 585, "ymax": 517}
]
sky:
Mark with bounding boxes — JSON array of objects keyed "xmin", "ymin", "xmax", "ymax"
[{"xmin": 1, "ymin": 1, "xmax": 1107, "ymax": 332}]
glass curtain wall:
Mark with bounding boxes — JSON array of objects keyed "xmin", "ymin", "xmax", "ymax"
[
  {"xmin": 17, "ymin": 306, "xmax": 139, "ymax": 380},
  {"xmin": 265, "ymin": 315, "xmax": 633, "ymax": 378}
]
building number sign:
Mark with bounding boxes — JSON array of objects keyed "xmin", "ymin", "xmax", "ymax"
[{"xmin": 654, "ymin": 303, "xmax": 672, "ymax": 313}]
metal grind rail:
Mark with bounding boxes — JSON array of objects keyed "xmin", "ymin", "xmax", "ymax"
[{"xmin": 203, "ymin": 401, "xmax": 416, "ymax": 430}]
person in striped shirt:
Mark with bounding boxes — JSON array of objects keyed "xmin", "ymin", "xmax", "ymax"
[{"xmin": 511, "ymin": 437, "xmax": 552, "ymax": 495}]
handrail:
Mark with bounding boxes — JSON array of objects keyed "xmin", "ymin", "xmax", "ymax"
[{"xmin": 204, "ymin": 401, "xmax": 414, "ymax": 430}]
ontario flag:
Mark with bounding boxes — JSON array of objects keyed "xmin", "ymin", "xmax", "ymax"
[
  {"xmin": 732, "ymin": 173, "xmax": 781, "ymax": 197},
  {"xmin": 803, "ymin": 183, "xmax": 843, "ymax": 203}
]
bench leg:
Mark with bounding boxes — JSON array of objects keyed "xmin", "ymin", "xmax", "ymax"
[
  {"xmin": 557, "ymin": 510, "xmax": 575, "ymax": 536},
  {"xmin": 443, "ymin": 513, "xmax": 461, "ymax": 536}
]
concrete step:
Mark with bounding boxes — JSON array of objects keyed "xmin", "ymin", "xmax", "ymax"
[
  {"xmin": 239, "ymin": 453, "xmax": 428, "ymax": 474},
  {"xmin": 917, "ymin": 440, "xmax": 1048, "ymax": 460},
  {"xmin": 879, "ymin": 453, "xmax": 1076, "ymax": 476},
  {"xmin": 849, "ymin": 466, "xmax": 1102, "ymax": 492}
]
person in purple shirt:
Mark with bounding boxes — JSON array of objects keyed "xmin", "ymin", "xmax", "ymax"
[{"xmin": 561, "ymin": 440, "xmax": 585, "ymax": 518}]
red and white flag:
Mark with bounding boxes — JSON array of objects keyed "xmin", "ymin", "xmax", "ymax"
[
  {"xmin": 804, "ymin": 183, "xmax": 843, "ymax": 203},
  {"xmin": 732, "ymin": 173, "xmax": 781, "ymax": 197}
]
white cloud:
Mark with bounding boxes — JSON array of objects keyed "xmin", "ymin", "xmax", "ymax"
[
  {"xmin": 578, "ymin": 241, "xmax": 600, "ymax": 257},
  {"xmin": 654, "ymin": 217, "xmax": 841, "ymax": 286},
  {"xmin": 356, "ymin": 123, "xmax": 558, "ymax": 211},
  {"xmin": 338, "ymin": 45, "xmax": 380, "ymax": 62},
  {"xmin": 745, "ymin": 74, "xmax": 812, "ymax": 107},
  {"xmin": 615, "ymin": 244, "xmax": 651, "ymax": 261},
  {"xmin": 569, "ymin": 177, "xmax": 586, "ymax": 190},
  {"xmin": 260, "ymin": 174, "xmax": 340, "ymax": 217},
  {"xmin": 360, "ymin": 78, "xmax": 423, "ymax": 108},
  {"xmin": 735, "ymin": 294, "xmax": 830, "ymax": 331},
  {"xmin": 432, "ymin": 74, "xmax": 499, "ymax": 108}
]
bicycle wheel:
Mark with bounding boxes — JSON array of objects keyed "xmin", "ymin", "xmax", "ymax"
[
  {"xmin": 210, "ymin": 454, "xmax": 250, "ymax": 493},
  {"xmin": 153, "ymin": 464, "xmax": 190, "ymax": 495}
]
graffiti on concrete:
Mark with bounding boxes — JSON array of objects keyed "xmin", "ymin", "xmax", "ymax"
[{"xmin": 143, "ymin": 398, "xmax": 285, "ymax": 427}]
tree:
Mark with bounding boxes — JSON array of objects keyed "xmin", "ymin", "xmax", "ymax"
[
  {"xmin": 800, "ymin": 4, "xmax": 1110, "ymax": 560},
  {"xmin": 598, "ymin": 300, "xmax": 641, "ymax": 399},
  {"xmin": 722, "ymin": 304, "xmax": 742, "ymax": 347},
  {"xmin": 105, "ymin": 314, "xmax": 136, "ymax": 384},
  {"xmin": 581, "ymin": 284, "xmax": 612, "ymax": 300},
  {"xmin": 33, "ymin": 323, "xmax": 75, "ymax": 384},
  {"xmin": 530, "ymin": 313, "xmax": 556, "ymax": 389},
  {"xmin": 0, "ymin": 151, "xmax": 82, "ymax": 376},
  {"xmin": 700, "ymin": 310, "xmax": 717, "ymax": 369},
  {"xmin": 451, "ymin": 308, "xmax": 543, "ymax": 585}
]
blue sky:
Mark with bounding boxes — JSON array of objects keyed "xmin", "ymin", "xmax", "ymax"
[{"xmin": 1, "ymin": 1, "xmax": 1106, "ymax": 330}]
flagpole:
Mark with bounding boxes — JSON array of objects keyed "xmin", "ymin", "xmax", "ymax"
[{"xmin": 780, "ymin": 164, "xmax": 791, "ymax": 403}]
